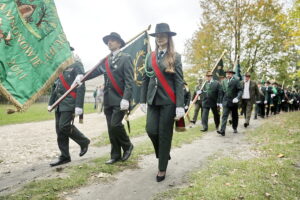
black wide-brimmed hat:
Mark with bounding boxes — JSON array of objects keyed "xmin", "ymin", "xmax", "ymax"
[
  {"xmin": 225, "ymin": 68, "xmax": 236, "ymax": 74},
  {"xmin": 103, "ymin": 32, "xmax": 125, "ymax": 48},
  {"xmin": 149, "ymin": 23, "xmax": 176, "ymax": 37}
]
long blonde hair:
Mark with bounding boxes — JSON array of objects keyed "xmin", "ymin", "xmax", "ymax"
[{"xmin": 156, "ymin": 36, "xmax": 176, "ymax": 73}]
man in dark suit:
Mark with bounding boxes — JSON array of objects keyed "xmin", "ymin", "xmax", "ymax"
[
  {"xmin": 240, "ymin": 72, "xmax": 259, "ymax": 127},
  {"xmin": 76, "ymin": 32, "xmax": 134, "ymax": 164},
  {"xmin": 217, "ymin": 68, "xmax": 243, "ymax": 136},
  {"xmin": 264, "ymin": 81, "xmax": 273, "ymax": 117},
  {"xmin": 190, "ymin": 78, "xmax": 203, "ymax": 124},
  {"xmin": 198, "ymin": 71, "xmax": 222, "ymax": 132},
  {"xmin": 48, "ymin": 48, "xmax": 90, "ymax": 167},
  {"xmin": 254, "ymin": 81, "xmax": 266, "ymax": 118}
]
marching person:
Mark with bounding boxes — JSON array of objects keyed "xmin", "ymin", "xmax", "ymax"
[
  {"xmin": 198, "ymin": 70, "xmax": 222, "ymax": 132},
  {"xmin": 75, "ymin": 32, "xmax": 134, "ymax": 164},
  {"xmin": 140, "ymin": 23, "xmax": 185, "ymax": 182},
  {"xmin": 254, "ymin": 81, "xmax": 266, "ymax": 119},
  {"xmin": 48, "ymin": 47, "xmax": 90, "ymax": 167},
  {"xmin": 264, "ymin": 80, "xmax": 273, "ymax": 117},
  {"xmin": 190, "ymin": 78, "xmax": 203, "ymax": 124},
  {"xmin": 240, "ymin": 72, "xmax": 259, "ymax": 128},
  {"xmin": 183, "ymin": 82, "xmax": 191, "ymax": 112},
  {"xmin": 217, "ymin": 68, "xmax": 243, "ymax": 136}
]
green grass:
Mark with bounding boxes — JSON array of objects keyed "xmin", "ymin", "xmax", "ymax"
[
  {"xmin": 1, "ymin": 116, "xmax": 205, "ymax": 200},
  {"xmin": 155, "ymin": 112, "xmax": 300, "ymax": 200},
  {"xmin": 0, "ymin": 103, "xmax": 96, "ymax": 126}
]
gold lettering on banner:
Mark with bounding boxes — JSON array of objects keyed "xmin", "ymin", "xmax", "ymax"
[
  {"xmin": 45, "ymin": 33, "xmax": 68, "ymax": 61},
  {"xmin": 7, "ymin": 59, "xmax": 28, "ymax": 80}
]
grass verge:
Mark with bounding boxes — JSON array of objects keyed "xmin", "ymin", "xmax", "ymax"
[
  {"xmin": 1, "ymin": 116, "xmax": 205, "ymax": 200},
  {"xmin": 155, "ymin": 112, "xmax": 300, "ymax": 200},
  {"xmin": 0, "ymin": 103, "xmax": 96, "ymax": 126}
]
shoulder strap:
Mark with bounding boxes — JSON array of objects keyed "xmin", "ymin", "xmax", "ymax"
[
  {"xmin": 59, "ymin": 73, "xmax": 76, "ymax": 99},
  {"xmin": 105, "ymin": 57, "xmax": 124, "ymax": 97},
  {"xmin": 151, "ymin": 52, "xmax": 176, "ymax": 104}
]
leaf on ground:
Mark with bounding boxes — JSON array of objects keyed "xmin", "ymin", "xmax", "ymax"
[
  {"xmin": 271, "ymin": 172, "xmax": 278, "ymax": 177},
  {"xmin": 265, "ymin": 192, "xmax": 271, "ymax": 198},
  {"xmin": 96, "ymin": 172, "xmax": 111, "ymax": 178},
  {"xmin": 225, "ymin": 182, "xmax": 231, "ymax": 186},
  {"xmin": 277, "ymin": 154, "xmax": 285, "ymax": 158}
]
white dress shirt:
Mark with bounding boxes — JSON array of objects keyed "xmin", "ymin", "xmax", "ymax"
[{"xmin": 242, "ymin": 80, "xmax": 250, "ymax": 99}]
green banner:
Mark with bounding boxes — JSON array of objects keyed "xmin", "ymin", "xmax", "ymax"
[
  {"xmin": 0, "ymin": 0, "xmax": 73, "ymax": 110},
  {"xmin": 123, "ymin": 32, "xmax": 150, "ymax": 105}
]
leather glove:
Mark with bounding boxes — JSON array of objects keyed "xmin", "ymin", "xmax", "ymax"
[
  {"xmin": 120, "ymin": 99, "xmax": 129, "ymax": 110},
  {"xmin": 264, "ymin": 100, "xmax": 267, "ymax": 104},
  {"xmin": 140, "ymin": 103, "xmax": 147, "ymax": 113},
  {"xmin": 256, "ymin": 101, "xmax": 261, "ymax": 104},
  {"xmin": 196, "ymin": 90, "xmax": 202, "ymax": 95},
  {"xmin": 72, "ymin": 74, "xmax": 84, "ymax": 86},
  {"xmin": 175, "ymin": 107, "xmax": 185, "ymax": 120},
  {"xmin": 75, "ymin": 107, "xmax": 83, "ymax": 116},
  {"xmin": 47, "ymin": 105, "xmax": 52, "ymax": 112},
  {"xmin": 232, "ymin": 97, "xmax": 239, "ymax": 103}
]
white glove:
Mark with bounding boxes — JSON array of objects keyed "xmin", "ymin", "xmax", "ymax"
[
  {"xmin": 232, "ymin": 98, "xmax": 239, "ymax": 103},
  {"xmin": 72, "ymin": 74, "xmax": 84, "ymax": 86},
  {"xmin": 175, "ymin": 107, "xmax": 185, "ymax": 120},
  {"xmin": 120, "ymin": 99, "xmax": 129, "ymax": 110},
  {"xmin": 217, "ymin": 103, "xmax": 223, "ymax": 108},
  {"xmin": 264, "ymin": 100, "xmax": 267, "ymax": 104},
  {"xmin": 140, "ymin": 103, "xmax": 147, "ymax": 113},
  {"xmin": 256, "ymin": 101, "xmax": 261, "ymax": 104},
  {"xmin": 196, "ymin": 90, "xmax": 202, "ymax": 95},
  {"xmin": 271, "ymin": 94, "xmax": 275, "ymax": 98},
  {"xmin": 47, "ymin": 105, "xmax": 52, "ymax": 112},
  {"xmin": 297, "ymin": 101, "xmax": 299, "ymax": 103},
  {"xmin": 184, "ymin": 105, "xmax": 189, "ymax": 110},
  {"xmin": 282, "ymin": 100, "xmax": 285, "ymax": 102},
  {"xmin": 75, "ymin": 107, "xmax": 83, "ymax": 116}
]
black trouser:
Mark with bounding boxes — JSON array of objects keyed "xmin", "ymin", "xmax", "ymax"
[
  {"xmin": 201, "ymin": 106, "xmax": 220, "ymax": 130},
  {"xmin": 104, "ymin": 106, "xmax": 132, "ymax": 159},
  {"xmin": 258, "ymin": 103, "xmax": 265, "ymax": 117},
  {"xmin": 55, "ymin": 111, "xmax": 90, "ymax": 159},
  {"xmin": 220, "ymin": 104, "xmax": 239, "ymax": 132},
  {"xmin": 266, "ymin": 103, "xmax": 271, "ymax": 116},
  {"xmin": 192, "ymin": 103, "xmax": 202, "ymax": 122},
  {"xmin": 146, "ymin": 104, "xmax": 175, "ymax": 171}
]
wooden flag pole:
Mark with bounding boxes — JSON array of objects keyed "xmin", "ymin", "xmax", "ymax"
[
  {"xmin": 49, "ymin": 25, "xmax": 151, "ymax": 112},
  {"xmin": 184, "ymin": 49, "xmax": 227, "ymax": 119}
]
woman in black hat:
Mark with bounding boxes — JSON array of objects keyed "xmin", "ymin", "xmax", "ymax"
[{"xmin": 140, "ymin": 23, "xmax": 185, "ymax": 182}]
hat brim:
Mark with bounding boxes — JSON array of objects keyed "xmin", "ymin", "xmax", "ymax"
[
  {"xmin": 103, "ymin": 35, "xmax": 125, "ymax": 48},
  {"xmin": 226, "ymin": 70, "xmax": 236, "ymax": 74},
  {"xmin": 149, "ymin": 32, "xmax": 177, "ymax": 37}
]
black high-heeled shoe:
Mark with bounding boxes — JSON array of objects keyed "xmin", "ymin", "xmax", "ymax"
[{"xmin": 156, "ymin": 171, "xmax": 166, "ymax": 182}]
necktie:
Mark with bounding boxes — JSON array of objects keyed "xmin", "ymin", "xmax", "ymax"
[{"xmin": 158, "ymin": 51, "xmax": 164, "ymax": 60}]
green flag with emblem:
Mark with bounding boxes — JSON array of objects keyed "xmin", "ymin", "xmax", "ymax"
[
  {"xmin": 123, "ymin": 32, "xmax": 150, "ymax": 106},
  {"xmin": 0, "ymin": 0, "xmax": 73, "ymax": 111}
]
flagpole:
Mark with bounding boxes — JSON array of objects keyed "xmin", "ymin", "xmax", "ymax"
[
  {"xmin": 49, "ymin": 25, "xmax": 151, "ymax": 112},
  {"xmin": 184, "ymin": 49, "xmax": 227, "ymax": 119}
]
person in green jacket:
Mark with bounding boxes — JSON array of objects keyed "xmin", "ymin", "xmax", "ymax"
[
  {"xmin": 197, "ymin": 70, "xmax": 222, "ymax": 132},
  {"xmin": 74, "ymin": 32, "xmax": 134, "ymax": 165},
  {"xmin": 48, "ymin": 47, "xmax": 90, "ymax": 167},
  {"xmin": 217, "ymin": 68, "xmax": 243, "ymax": 136},
  {"xmin": 140, "ymin": 23, "xmax": 185, "ymax": 182}
]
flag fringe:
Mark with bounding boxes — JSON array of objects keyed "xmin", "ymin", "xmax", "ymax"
[{"xmin": 0, "ymin": 57, "xmax": 74, "ymax": 112}]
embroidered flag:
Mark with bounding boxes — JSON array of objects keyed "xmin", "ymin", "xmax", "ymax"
[{"xmin": 0, "ymin": 0, "xmax": 73, "ymax": 110}]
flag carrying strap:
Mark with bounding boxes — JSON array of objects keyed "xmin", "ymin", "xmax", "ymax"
[
  {"xmin": 105, "ymin": 57, "xmax": 124, "ymax": 97},
  {"xmin": 59, "ymin": 74, "xmax": 77, "ymax": 99},
  {"xmin": 151, "ymin": 52, "xmax": 176, "ymax": 104}
]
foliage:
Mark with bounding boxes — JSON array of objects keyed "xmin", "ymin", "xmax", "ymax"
[{"xmin": 185, "ymin": 0, "xmax": 299, "ymax": 87}]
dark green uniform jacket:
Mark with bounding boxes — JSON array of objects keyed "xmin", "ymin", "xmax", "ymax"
[
  {"xmin": 201, "ymin": 80, "xmax": 222, "ymax": 108},
  {"xmin": 265, "ymin": 86, "xmax": 273, "ymax": 103},
  {"xmin": 220, "ymin": 77, "xmax": 243, "ymax": 107},
  {"xmin": 49, "ymin": 61, "xmax": 85, "ymax": 111},
  {"xmin": 87, "ymin": 51, "xmax": 134, "ymax": 106},
  {"xmin": 140, "ymin": 52, "xmax": 184, "ymax": 107}
]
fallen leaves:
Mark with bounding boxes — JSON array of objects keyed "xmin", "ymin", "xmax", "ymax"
[{"xmin": 277, "ymin": 154, "xmax": 284, "ymax": 158}]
